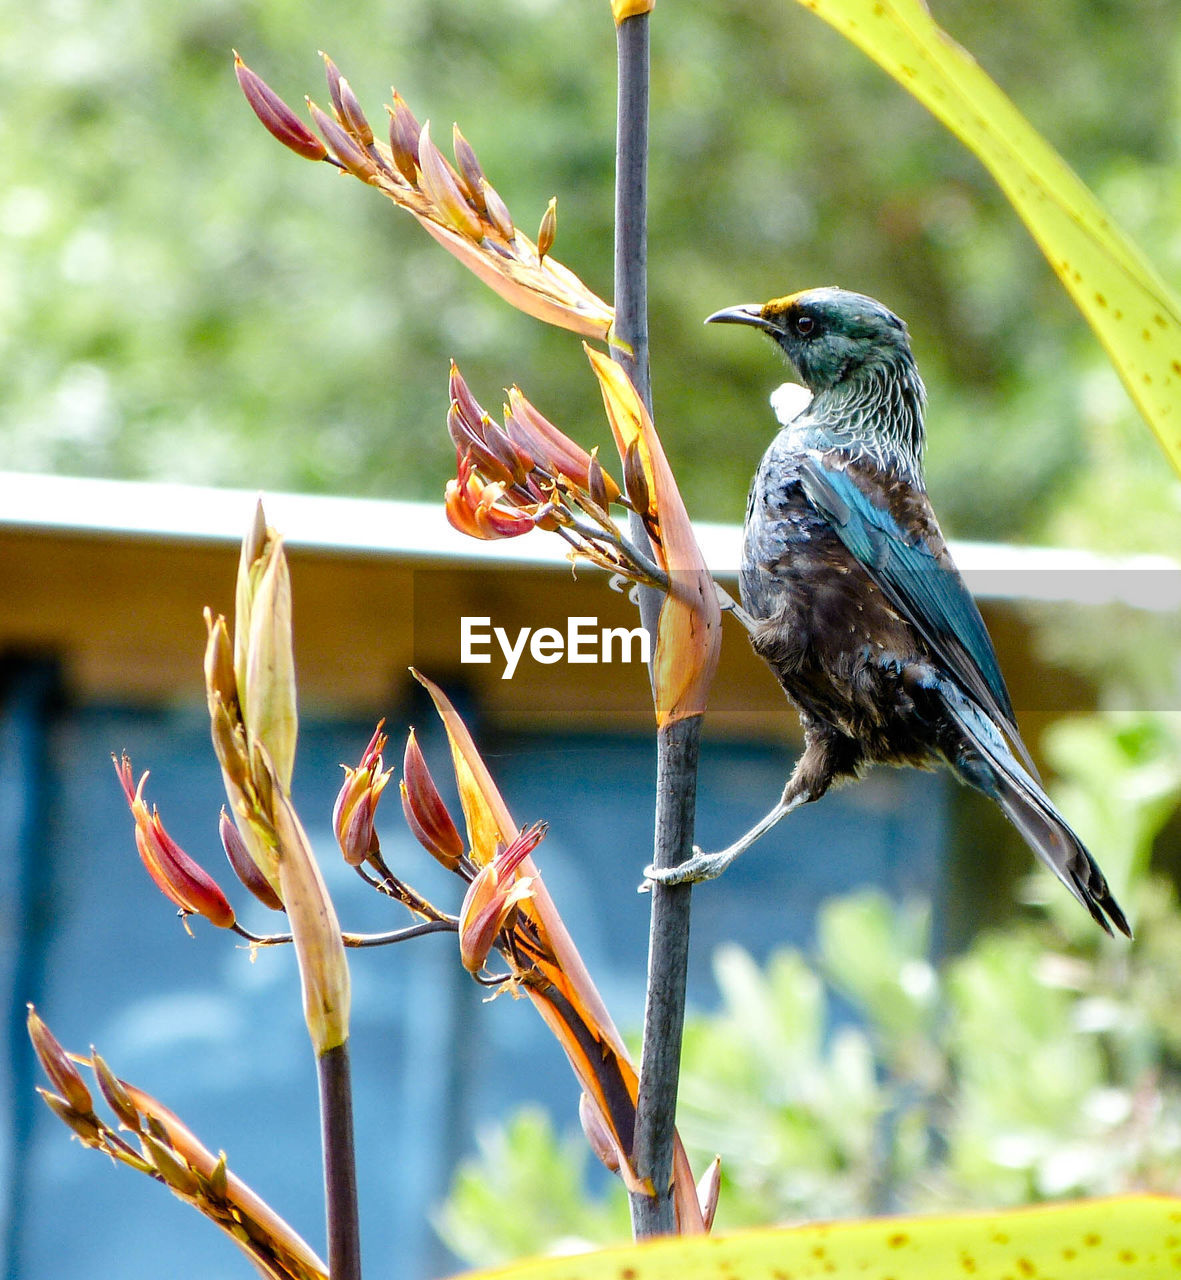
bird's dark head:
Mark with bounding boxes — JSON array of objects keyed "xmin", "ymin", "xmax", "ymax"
[
  {"xmin": 707, "ymin": 286, "xmax": 915, "ymax": 394},
  {"xmin": 708, "ymin": 286, "xmax": 928, "ymax": 478}
]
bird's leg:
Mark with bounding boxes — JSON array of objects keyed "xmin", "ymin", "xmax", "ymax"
[
  {"xmin": 641, "ymin": 731, "xmax": 845, "ymax": 889},
  {"xmin": 714, "ymin": 582, "xmax": 757, "ymax": 634},
  {"xmin": 641, "ymin": 781, "xmax": 811, "ymax": 888}
]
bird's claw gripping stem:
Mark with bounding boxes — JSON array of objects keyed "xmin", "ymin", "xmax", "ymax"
[{"xmin": 640, "ymin": 844, "xmax": 741, "ymax": 890}]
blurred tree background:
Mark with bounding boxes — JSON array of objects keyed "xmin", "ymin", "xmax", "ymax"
[{"xmin": 2, "ymin": 0, "xmax": 1179, "ymax": 551}]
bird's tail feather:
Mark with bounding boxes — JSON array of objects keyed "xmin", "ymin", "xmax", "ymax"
[{"xmin": 944, "ymin": 692, "xmax": 1131, "ymax": 938}]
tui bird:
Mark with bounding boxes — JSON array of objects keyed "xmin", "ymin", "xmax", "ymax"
[{"xmin": 648, "ymin": 286, "xmax": 1129, "ymax": 937}]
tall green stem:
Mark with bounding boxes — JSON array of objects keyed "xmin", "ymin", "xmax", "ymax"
[{"xmin": 611, "ymin": 8, "xmax": 701, "ymax": 1239}]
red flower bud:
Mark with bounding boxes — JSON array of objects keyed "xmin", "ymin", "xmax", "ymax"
[
  {"xmin": 332, "ymin": 722, "xmax": 393, "ymax": 867},
  {"xmin": 220, "ymin": 808, "xmax": 283, "ymax": 910},
  {"xmin": 27, "ymin": 1006, "xmax": 94, "ymax": 1116},
  {"xmin": 114, "ymin": 755, "xmax": 235, "ymax": 928},
  {"xmin": 234, "ymin": 53, "xmax": 328, "ymax": 162},
  {"xmin": 387, "ymin": 92, "xmax": 422, "ymax": 184},
  {"xmin": 458, "ymin": 822, "xmax": 545, "ymax": 973},
  {"xmin": 307, "ymin": 99, "xmax": 378, "ymax": 180},
  {"xmin": 445, "ymin": 453, "xmax": 538, "ymax": 540},
  {"xmin": 400, "ymin": 729, "xmax": 464, "ymax": 870}
]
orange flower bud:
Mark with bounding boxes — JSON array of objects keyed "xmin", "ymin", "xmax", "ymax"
[
  {"xmin": 234, "ymin": 53, "xmax": 328, "ymax": 162},
  {"xmin": 445, "ymin": 453, "xmax": 538, "ymax": 540},
  {"xmin": 537, "ymin": 197, "xmax": 557, "ymax": 263},
  {"xmin": 27, "ymin": 1006, "xmax": 94, "ymax": 1116},
  {"xmin": 458, "ymin": 822, "xmax": 545, "ymax": 973},
  {"xmin": 114, "ymin": 755, "xmax": 235, "ymax": 928},
  {"xmin": 400, "ymin": 729, "xmax": 464, "ymax": 870},
  {"xmin": 332, "ymin": 722, "xmax": 393, "ymax": 867}
]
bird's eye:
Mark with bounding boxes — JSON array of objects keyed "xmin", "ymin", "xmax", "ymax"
[{"xmin": 793, "ymin": 313, "xmax": 815, "ymax": 337}]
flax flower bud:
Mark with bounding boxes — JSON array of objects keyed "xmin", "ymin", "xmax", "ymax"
[
  {"xmin": 416, "ymin": 121, "xmax": 484, "ymax": 242},
  {"xmin": 90, "ymin": 1049, "xmax": 141, "ymax": 1131},
  {"xmin": 114, "ymin": 755, "xmax": 235, "ymax": 928},
  {"xmin": 458, "ymin": 822, "xmax": 545, "ymax": 973},
  {"xmin": 481, "ymin": 180, "xmax": 515, "ymax": 241},
  {"xmin": 451, "ymin": 125, "xmax": 486, "ymax": 210},
  {"xmin": 537, "ymin": 197, "xmax": 557, "ymax": 263},
  {"xmin": 332, "ymin": 722, "xmax": 393, "ymax": 867},
  {"xmin": 696, "ymin": 1156, "xmax": 722, "ymax": 1232},
  {"xmin": 400, "ymin": 729, "xmax": 464, "ymax": 870},
  {"xmin": 307, "ymin": 99, "xmax": 378, "ymax": 180},
  {"xmin": 236, "ymin": 509, "xmax": 298, "ymax": 795},
  {"xmin": 445, "ymin": 454, "xmax": 537, "ymax": 540},
  {"xmin": 234, "ymin": 53, "xmax": 328, "ymax": 162},
  {"xmin": 579, "ymin": 1091, "xmax": 622, "ymax": 1174},
  {"xmin": 387, "ymin": 92, "xmax": 422, "ymax": 183},
  {"xmin": 27, "ymin": 1006, "xmax": 94, "ymax": 1116},
  {"xmin": 220, "ymin": 808, "xmax": 282, "ymax": 910}
]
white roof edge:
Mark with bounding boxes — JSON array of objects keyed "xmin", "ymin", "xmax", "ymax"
[{"xmin": 1, "ymin": 470, "xmax": 1178, "ymax": 611}]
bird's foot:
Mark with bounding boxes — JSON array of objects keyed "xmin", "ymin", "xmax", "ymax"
[{"xmin": 640, "ymin": 844, "xmax": 741, "ymax": 891}]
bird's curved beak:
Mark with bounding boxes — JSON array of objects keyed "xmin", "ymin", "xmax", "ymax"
[{"xmin": 704, "ymin": 303, "xmax": 775, "ymax": 331}]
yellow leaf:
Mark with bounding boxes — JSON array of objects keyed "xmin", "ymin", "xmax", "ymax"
[
  {"xmin": 451, "ymin": 1195, "xmax": 1181, "ymax": 1280},
  {"xmin": 796, "ymin": 0, "xmax": 1181, "ymax": 476},
  {"xmin": 585, "ymin": 348, "xmax": 722, "ymax": 726}
]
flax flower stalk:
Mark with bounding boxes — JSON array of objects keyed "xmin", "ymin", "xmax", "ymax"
[
  {"xmin": 235, "ymin": 53, "xmax": 613, "ymax": 339},
  {"xmin": 28, "ymin": 1012, "xmax": 328, "ymax": 1280},
  {"xmin": 206, "ymin": 503, "xmax": 359, "ymax": 1280},
  {"xmin": 411, "ymin": 670, "xmax": 704, "ymax": 1231}
]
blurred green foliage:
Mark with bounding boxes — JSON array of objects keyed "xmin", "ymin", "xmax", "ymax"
[
  {"xmin": 438, "ymin": 711, "xmax": 1181, "ymax": 1263},
  {"xmin": 3, "ymin": 0, "xmax": 1179, "ymax": 549}
]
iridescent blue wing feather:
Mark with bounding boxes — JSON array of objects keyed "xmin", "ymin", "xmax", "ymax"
[{"xmin": 798, "ymin": 454, "xmax": 1037, "ymax": 774}]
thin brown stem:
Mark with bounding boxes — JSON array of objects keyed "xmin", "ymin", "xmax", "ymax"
[{"xmin": 231, "ymin": 920, "xmax": 457, "ymax": 948}]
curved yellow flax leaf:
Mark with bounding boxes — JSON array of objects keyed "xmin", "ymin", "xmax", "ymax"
[
  {"xmin": 450, "ymin": 1195, "xmax": 1181, "ymax": 1280},
  {"xmin": 794, "ymin": 0, "xmax": 1181, "ymax": 476},
  {"xmin": 585, "ymin": 348, "xmax": 721, "ymax": 726}
]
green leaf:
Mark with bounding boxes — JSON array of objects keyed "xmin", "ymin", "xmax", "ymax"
[
  {"xmin": 793, "ymin": 0, "xmax": 1181, "ymax": 477},
  {"xmin": 448, "ymin": 1195, "xmax": 1180, "ymax": 1280}
]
